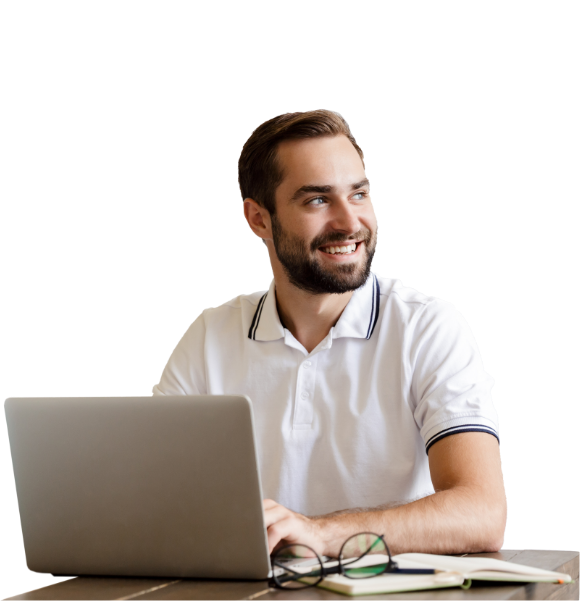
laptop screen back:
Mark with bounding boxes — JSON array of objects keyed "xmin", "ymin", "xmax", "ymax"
[{"xmin": 5, "ymin": 395, "xmax": 271, "ymax": 579}]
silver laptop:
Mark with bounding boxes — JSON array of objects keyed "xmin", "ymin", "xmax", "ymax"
[{"xmin": 5, "ymin": 395, "xmax": 271, "ymax": 579}]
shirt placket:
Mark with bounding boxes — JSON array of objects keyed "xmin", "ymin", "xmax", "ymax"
[{"xmin": 292, "ymin": 354, "xmax": 318, "ymax": 429}]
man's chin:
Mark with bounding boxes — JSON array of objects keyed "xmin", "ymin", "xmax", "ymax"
[{"xmin": 291, "ymin": 258, "xmax": 371, "ymax": 295}]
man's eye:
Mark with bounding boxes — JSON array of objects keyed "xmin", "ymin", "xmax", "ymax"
[
  {"xmin": 308, "ymin": 197, "xmax": 325, "ymax": 205},
  {"xmin": 352, "ymin": 192, "xmax": 367, "ymax": 200}
]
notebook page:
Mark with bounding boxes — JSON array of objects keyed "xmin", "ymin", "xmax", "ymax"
[{"xmin": 395, "ymin": 553, "xmax": 571, "ymax": 581}]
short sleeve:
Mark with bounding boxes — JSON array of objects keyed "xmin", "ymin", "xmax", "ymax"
[
  {"xmin": 152, "ymin": 313, "xmax": 207, "ymax": 396},
  {"xmin": 409, "ymin": 300, "xmax": 499, "ymax": 453}
]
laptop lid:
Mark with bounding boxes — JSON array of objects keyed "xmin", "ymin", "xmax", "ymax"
[{"xmin": 5, "ymin": 395, "xmax": 271, "ymax": 579}]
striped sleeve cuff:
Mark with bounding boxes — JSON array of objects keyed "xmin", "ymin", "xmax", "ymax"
[{"xmin": 423, "ymin": 416, "xmax": 499, "ymax": 454}]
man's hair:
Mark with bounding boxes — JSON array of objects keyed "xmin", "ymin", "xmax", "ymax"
[{"xmin": 238, "ymin": 110, "xmax": 364, "ymax": 215}]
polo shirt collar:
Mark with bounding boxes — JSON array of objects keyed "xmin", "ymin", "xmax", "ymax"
[
  {"xmin": 248, "ymin": 273, "xmax": 380, "ymax": 342},
  {"xmin": 247, "ymin": 279, "xmax": 284, "ymax": 342},
  {"xmin": 332, "ymin": 272, "xmax": 380, "ymax": 340}
]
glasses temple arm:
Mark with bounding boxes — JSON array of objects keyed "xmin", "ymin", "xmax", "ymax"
[{"xmin": 340, "ymin": 535, "xmax": 398, "ymax": 569}]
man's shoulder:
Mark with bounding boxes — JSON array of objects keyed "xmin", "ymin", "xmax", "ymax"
[
  {"xmin": 375, "ymin": 275, "xmax": 436, "ymax": 307},
  {"xmin": 203, "ymin": 289, "xmax": 267, "ymax": 314},
  {"xmin": 374, "ymin": 276, "xmax": 478, "ymax": 354},
  {"xmin": 374, "ymin": 275, "xmax": 460, "ymax": 326}
]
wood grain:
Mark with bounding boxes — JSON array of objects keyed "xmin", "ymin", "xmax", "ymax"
[
  {"xmin": 5, "ymin": 577, "xmax": 178, "ymax": 601},
  {"xmin": 6, "ymin": 550, "xmax": 578, "ymax": 601}
]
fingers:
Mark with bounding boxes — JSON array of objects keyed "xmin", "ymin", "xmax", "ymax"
[
  {"xmin": 262, "ymin": 499, "xmax": 323, "ymax": 555},
  {"xmin": 267, "ymin": 515, "xmax": 299, "ymax": 553},
  {"xmin": 262, "ymin": 499, "xmax": 302, "ymax": 553},
  {"xmin": 264, "ymin": 504, "xmax": 293, "ymax": 528}
]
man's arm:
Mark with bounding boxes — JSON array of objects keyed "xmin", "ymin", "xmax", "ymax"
[{"xmin": 264, "ymin": 432, "xmax": 507, "ymax": 556}]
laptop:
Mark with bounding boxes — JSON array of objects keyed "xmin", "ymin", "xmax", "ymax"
[{"xmin": 4, "ymin": 395, "xmax": 272, "ymax": 579}]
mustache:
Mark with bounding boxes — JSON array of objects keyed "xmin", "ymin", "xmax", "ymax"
[{"xmin": 310, "ymin": 228, "xmax": 374, "ymax": 253}]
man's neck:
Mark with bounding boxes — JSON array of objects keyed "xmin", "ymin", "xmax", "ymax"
[{"xmin": 274, "ymin": 275, "xmax": 353, "ymax": 354}]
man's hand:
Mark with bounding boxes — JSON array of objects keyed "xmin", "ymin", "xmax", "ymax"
[{"xmin": 263, "ymin": 498, "xmax": 326, "ymax": 555}]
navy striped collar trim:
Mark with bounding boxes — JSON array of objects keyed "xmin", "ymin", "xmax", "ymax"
[
  {"xmin": 366, "ymin": 274, "xmax": 380, "ymax": 340},
  {"xmin": 248, "ymin": 292, "xmax": 268, "ymax": 340}
]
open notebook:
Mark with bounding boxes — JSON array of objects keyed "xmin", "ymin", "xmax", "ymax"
[{"xmin": 317, "ymin": 553, "xmax": 573, "ymax": 596}]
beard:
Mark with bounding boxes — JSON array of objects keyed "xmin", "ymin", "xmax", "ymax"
[{"xmin": 271, "ymin": 216, "xmax": 377, "ymax": 295}]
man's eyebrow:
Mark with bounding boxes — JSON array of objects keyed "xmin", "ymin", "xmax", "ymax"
[{"xmin": 289, "ymin": 179, "xmax": 370, "ymax": 202}]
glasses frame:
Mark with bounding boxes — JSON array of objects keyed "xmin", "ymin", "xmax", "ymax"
[{"xmin": 271, "ymin": 532, "xmax": 399, "ymax": 590}]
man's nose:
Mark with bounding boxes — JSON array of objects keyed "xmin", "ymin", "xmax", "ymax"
[{"xmin": 329, "ymin": 199, "xmax": 360, "ymax": 234}]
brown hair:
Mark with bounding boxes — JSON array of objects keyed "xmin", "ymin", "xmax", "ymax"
[{"xmin": 238, "ymin": 110, "xmax": 364, "ymax": 214}]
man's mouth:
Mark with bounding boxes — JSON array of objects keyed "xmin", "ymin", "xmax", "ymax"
[{"xmin": 318, "ymin": 242, "xmax": 360, "ymax": 255}]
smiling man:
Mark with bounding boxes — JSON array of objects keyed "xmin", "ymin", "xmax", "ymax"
[{"xmin": 153, "ymin": 110, "xmax": 507, "ymax": 558}]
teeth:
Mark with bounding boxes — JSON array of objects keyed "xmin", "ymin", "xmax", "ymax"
[{"xmin": 323, "ymin": 243, "xmax": 357, "ymax": 255}]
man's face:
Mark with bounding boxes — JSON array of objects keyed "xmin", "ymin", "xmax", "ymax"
[{"xmin": 271, "ymin": 135, "xmax": 377, "ymax": 295}]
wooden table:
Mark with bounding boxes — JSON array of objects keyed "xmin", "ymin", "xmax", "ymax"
[{"xmin": 7, "ymin": 550, "xmax": 578, "ymax": 600}]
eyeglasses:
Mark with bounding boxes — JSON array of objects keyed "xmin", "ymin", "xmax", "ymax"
[{"xmin": 271, "ymin": 532, "xmax": 435, "ymax": 590}]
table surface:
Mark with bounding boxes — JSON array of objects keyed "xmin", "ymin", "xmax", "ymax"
[{"xmin": 7, "ymin": 550, "xmax": 578, "ymax": 601}]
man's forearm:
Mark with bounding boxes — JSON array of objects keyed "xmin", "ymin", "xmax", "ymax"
[{"xmin": 314, "ymin": 485, "xmax": 507, "ymax": 557}]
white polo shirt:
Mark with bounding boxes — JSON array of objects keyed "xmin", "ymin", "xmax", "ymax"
[{"xmin": 153, "ymin": 274, "xmax": 498, "ymax": 516}]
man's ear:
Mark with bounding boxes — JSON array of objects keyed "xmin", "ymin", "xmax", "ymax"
[{"xmin": 243, "ymin": 198, "xmax": 272, "ymax": 242}]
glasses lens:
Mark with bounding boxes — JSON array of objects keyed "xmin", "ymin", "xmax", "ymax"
[
  {"xmin": 339, "ymin": 533, "xmax": 389, "ymax": 579},
  {"xmin": 272, "ymin": 544, "xmax": 324, "ymax": 589}
]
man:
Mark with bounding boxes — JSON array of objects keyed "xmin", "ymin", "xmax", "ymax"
[{"xmin": 153, "ymin": 110, "xmax": 507, "ymax": 559}]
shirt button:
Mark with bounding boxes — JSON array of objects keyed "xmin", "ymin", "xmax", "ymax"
[
  {"xmin": 303, "ymin": 361, "xmax": 312, "ymax": 369},
  {"xmin": 300, "ymin": 392, "xmax": 310, "ymax": 400}
]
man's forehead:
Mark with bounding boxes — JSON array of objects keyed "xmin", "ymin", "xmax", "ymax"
[
  {"xmin": 276, "ymin": 135, "xmax": 366, "ymax": 195},
  {"xmin": 276, "ymin": 134, "xmax": 361, "ymax": 165}
]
